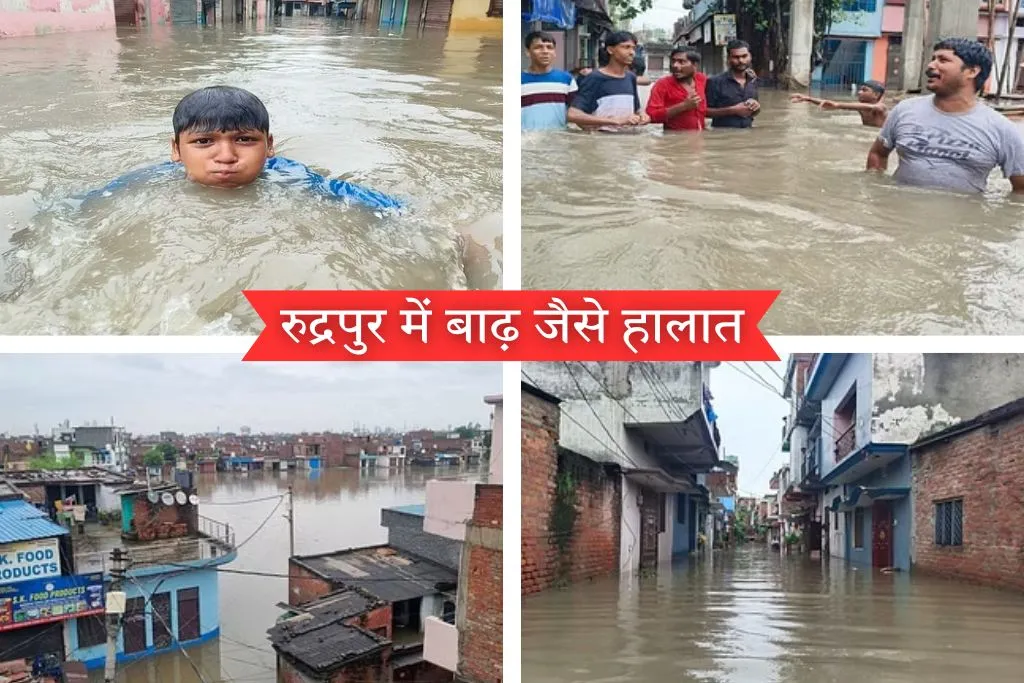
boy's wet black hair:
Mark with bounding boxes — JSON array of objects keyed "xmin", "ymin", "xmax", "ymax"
[
  {"xmin": 172, "ymin": 86, "xmax": 270, "ymax": 143},
  {"xmin": 862, "ymin": 80, "xmax": 886, "ymax": 97}
]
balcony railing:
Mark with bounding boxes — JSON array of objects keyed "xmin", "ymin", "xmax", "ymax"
[
  {"xmin": 834, "ymin": 425, "xmax": 856, "ymax": 461},
  {"xmin": 199, "ymin": 515, "xmax": 236, "ymax": 549}
]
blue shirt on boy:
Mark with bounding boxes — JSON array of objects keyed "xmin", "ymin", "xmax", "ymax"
[{"xmin": 83, "ymin": 157, "xmax": 402, "ymax": 210}]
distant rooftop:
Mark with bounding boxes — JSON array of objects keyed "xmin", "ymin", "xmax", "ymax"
[
  {"xmin": 294, "ymin": 545, "xmax": 456, "ymax": 603},
  {"xmin": 0, "ymin": 499, "xmax": 69, "ymax": 544},
  {"xmin": 386, "ymin": 504, "xmax": 425, "ymax": 517},
  {"xmin": 268, "ymin": 590, "xmax": 387, "ymax": 674},
  {"xmin": 2, "ymin": 468, "xmax": 133, "ymax": 486}
]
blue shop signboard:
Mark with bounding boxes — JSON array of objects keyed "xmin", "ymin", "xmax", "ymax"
[{"xmin": 0, "ymin": 573, "xmax": 105, "ymax": 632}]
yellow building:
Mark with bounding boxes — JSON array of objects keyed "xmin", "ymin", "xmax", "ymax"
[{"xmin": 448, "ymin": 0, "xmax": 501, "ymax": 33}]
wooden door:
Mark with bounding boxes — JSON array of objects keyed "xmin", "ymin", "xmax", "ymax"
[
  {"xmin": 177, "ymin": 587, "xmax": 201, "ymax": 642},
  {"xmin": 871, "ymin": 501, "xmax": 893, "ymax": 568},
  {"xmin": 639, "ymin": 489, "xmax": 659, "ymax": 572}
]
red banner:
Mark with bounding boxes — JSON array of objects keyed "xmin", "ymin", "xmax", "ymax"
[{"xmin": 242, "ymin": 290, "xmax": 780, "ymax": 362}]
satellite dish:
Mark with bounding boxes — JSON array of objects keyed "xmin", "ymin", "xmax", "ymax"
[
  {"xmin": 175, "ymin": 491, "xmax": 187, "ymax": 505},
  {"xmin": 160, "ymin": 493, "xmax": 174, "ymax": 506},
  {"xmin": 147, "ymin": 491, "xmax": 160, "ymax": 504},
  {"xmin": 188, "ymin": 494, "xmax": 199, "ymax": 506}
]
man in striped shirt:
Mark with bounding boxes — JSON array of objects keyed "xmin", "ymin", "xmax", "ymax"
[{"xmin": 521, "ymin": 31, "xmax": 578, "ymax": 131}]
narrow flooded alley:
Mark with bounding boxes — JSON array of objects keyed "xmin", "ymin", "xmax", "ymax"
[{"xmin": 522, "ymin": 546, "xmax": 1024, "ymax": 683}]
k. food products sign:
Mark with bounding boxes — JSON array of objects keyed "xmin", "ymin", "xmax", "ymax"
[{"xmin": 0, "ymin": 539, "xmax": 60, "ymax": 585}]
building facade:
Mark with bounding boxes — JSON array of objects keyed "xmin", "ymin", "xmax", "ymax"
[
  {"xmin": 783, "ymin": 353, "xmax": 1024, "ymax": 572},
  {"xmin": 524, "ymin": 362, "xmax": 722, "ymax": 577},
  {"xmin": 423, "ymin": 393, "xmax": 503, "ymax": 683}
]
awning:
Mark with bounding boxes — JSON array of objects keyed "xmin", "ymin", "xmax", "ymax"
[
  {"xmin": 623, "ymin": 468, "xmax": 700, "ymax": 494},
  {"xmin": 522, "ymin": 0, "xmax": 576, "ymax": 29},
  {"xmin": 830, "ymin": 486, "xmax": 909, "ymax": 511},
  {"xmin": 819, "ymin": 443, "xmax": 907, "ymax": 487}
]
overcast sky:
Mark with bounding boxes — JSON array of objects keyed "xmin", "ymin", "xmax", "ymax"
[
  {"xmin": 712, "ymin": 360, "xmax": 789, "ymax": 496},
  {"xmin": 635, "ymin": 0, "xmax": 690, "ymax": 33},
  {"xmin": 0, "ymin": 356, "xmax": 500, "ymax": 435}
]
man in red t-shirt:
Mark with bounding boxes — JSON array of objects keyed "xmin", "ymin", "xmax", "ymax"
[{"xmin": 646, "ymin": 48, "xmax": 708, "ymax": 131}]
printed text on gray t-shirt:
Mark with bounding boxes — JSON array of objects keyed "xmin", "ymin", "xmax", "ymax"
[{"xmin": 877, "ymin": 95, "xmax": 1024, "ymax": 193}]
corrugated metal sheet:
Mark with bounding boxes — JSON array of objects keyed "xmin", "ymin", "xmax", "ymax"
[{"xmin": 0, "ymin": 500, "xmax": 69, "ymax": 544}]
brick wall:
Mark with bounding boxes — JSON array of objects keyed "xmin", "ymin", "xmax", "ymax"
[
  {"xmin": 334, "ymin": 656, "xmax": 389, "ymax": 683},
  {"xmin": 522, "ymin": 390, "xmax": 560, "ymax": 595},
  {"xmin": 912, "ymin": 411, "xmax": 1024, "ymax": 592},
  {"xmin": 288, "ymin": 561, "xmax": 334, "ymax": 606},
  {"xmin": 459, "ymin": 486, "xmax": 502, "ymax": 683},
  {"xmin": 522, "ymin": 389, "xmax": 621, "ymax": 596},
  {"xmin": 130, "ymin": 495, "xmax": 197, "ymax": 541},
  {"xmin": 344, "ymin": 604, "xmax": 392, "ymax": 641}
]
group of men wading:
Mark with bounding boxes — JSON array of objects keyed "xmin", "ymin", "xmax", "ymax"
[{"xmin": 521, "ymin": 31, "xmax": 1024, "ymax": 194}]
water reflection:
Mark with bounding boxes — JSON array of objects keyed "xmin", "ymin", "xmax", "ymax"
[
  {"xmin": 522, "ymin": 89, "xmax": 1024, "ymax": 335},
  {"xmin": 522, "ymin": 546, "xmax": 1024, "ymax": 683},
  {"xmin": 0, "ymin": 20, "xmax": 502, "ymax": 334}
]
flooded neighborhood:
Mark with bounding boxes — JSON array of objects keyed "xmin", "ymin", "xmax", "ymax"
[
  {"xmin": 0, "ymin": 356, "xmax": 503, "ymax": 683},
  {"xmin": 521, "ymin": 0, "xmax": 1024, "ymax": 335},
  {"xmin": 522, "ymin": 358, "xmax": 1024, "ymax": 683},
  {"xmin": 0, "ymin": 6, "xmax": 502, "ymax": 334}
]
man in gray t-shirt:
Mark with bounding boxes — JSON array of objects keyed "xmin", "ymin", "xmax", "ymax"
[{"xmin": 867, "ymin": 38, "xmax": 1024, "ymax": 194}]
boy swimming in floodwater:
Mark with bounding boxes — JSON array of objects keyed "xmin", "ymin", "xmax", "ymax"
[
  {"xmin": 790, "ymin": 80, "xmax": 888, "ymax": 128},
  {"xmin": 85, "ymin": 85, "xmax": 401, "ymax": 210}
]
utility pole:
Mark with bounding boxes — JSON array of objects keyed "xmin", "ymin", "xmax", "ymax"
[
  {"xmin": 286, "ymin": 486, "xmax": 295, "ymax": 557},
  {"xmin": 104, "ymin": 548, "xmax": 127, "ymax": 683}
]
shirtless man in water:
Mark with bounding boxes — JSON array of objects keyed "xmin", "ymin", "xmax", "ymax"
[{"xmin": 791, "ymin": 80, "xmax": 888, "ymax": 128}]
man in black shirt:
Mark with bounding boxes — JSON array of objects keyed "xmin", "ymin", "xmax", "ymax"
[{"xmin": 705, "ymin": 39, "xmax": 760, "ymax": 128}]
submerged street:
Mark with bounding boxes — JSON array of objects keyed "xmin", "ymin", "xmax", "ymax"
[
  {"xmin": 0, "ymin": 19, "xmax": 502, "ymax": 334},
  {"xmin": 522, "ymin": 545, "xmax": 1024, "ymax": 683}
]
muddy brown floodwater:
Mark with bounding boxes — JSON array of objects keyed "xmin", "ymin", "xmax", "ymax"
[
  {"xmin": 0, "ymin": 20, "xmax": 501, "ymax": 335},
  {"xmin": 522, "ymin": 89, "xmax": 1024, "ymax": 335},
  {"xmin": 97, "ymin": 465, "xmax": 479, "ymax": 683},
  {"xmin": 522, "ymin": 545, "xmax": 1024, "ymax": 683}
]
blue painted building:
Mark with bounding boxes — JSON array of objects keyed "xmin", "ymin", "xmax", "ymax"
[
  {"xmin": 66, "ymin": 484, "xmax": 237, "ymax": 670},
  {"xmin": 800, "ymin": 353, "xmax": 912, "ymax": 571},
  {"xmin": 787, "ymin": 353, "xmax": 1024, "ymax": 574},
  {"xmin": 813, "ymin": 0, "xmax": 886, "ymax": 90}
]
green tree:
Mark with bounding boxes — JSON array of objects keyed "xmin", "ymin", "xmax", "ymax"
[
  {"xmin": 29, "ymin": 454, "xmax": 85, "ymax": 470},
  {"xmin": 153, "ymin": 443, "xmax": 178, "ymax": 462},
  {"xmin": 143, "ymin": 450, "xmax": 167, "ymax": 468},
  {"xmin": 609, "ymin": 0, "xmax": 653, "ymax": 24},
  {"xmin": 738, "ymin": 0, "xmax": 846, "ymax": 85}
]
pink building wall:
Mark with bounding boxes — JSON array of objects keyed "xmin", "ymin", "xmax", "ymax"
[{"xmin": 0, "ymin": 0, "xmax": 115, "ymax": 37}]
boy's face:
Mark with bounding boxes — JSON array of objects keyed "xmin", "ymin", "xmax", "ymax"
[{"xmin": 171, "ymin": 128, "xmax": 274, "ymax": 188}]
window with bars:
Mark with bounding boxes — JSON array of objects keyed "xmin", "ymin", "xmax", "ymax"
[
  {"xmin": 934, "ymin": 499, "xmax": 963, "ymax": 546},
  {"xmin": 842, "ymin": 0, "xmax": 877, "ymax": 11}
]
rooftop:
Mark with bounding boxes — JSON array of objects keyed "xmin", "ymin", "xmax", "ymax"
[
  {"xmin": 268, "ymin": 590, "xmax": 387, "ymax": 674},
  {"xmin": 294, "ymin": 545, "xmax": 456, "ymax": 603},
  {"xmin": 2, "ymin": 468, "xmax": 133, "ymax": 486},
  {"xmin": 0, "ymin": 499, "xmax": 69, "ymax": 544},
  {"xmin": 74, "ymin": 520, "xmax": 235, "ymax": 576},
  {"xmin": 386, "ymin": 504, "xmax": 426, "ymax": 517}
]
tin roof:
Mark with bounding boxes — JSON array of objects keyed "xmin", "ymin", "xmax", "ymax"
[
  {"xmin": 0, "ymin": 499, "xmax": 69, "ymax": 543},
  {"xmin": 267, "ymin": 590, "xmax": 387, "ymax": 674},
  {"xmin": 295, "ymin": 545, "xmax": 456, "ymax": 603}
]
